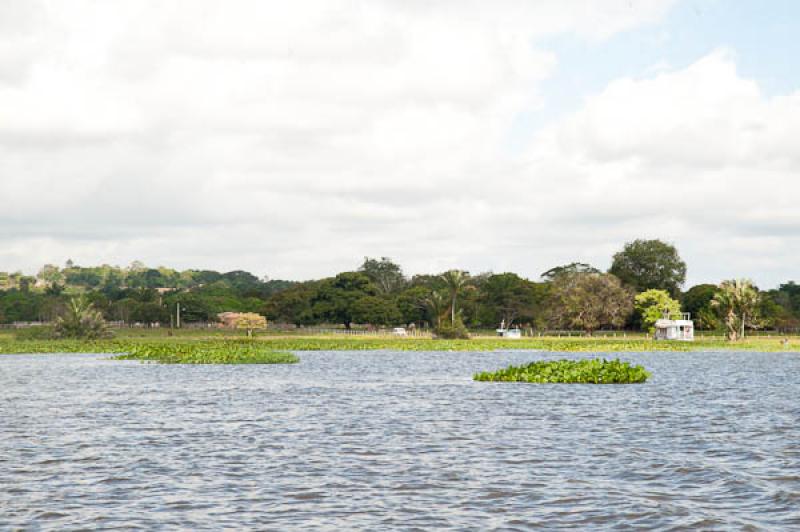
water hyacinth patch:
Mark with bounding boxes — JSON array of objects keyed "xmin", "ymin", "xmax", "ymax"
[
  {"xmin": 0, "ymin": 339, "xmax": 298, "ymax": 365},
  {"xmin": 473, "ymin": 358, "xmax": 650, "ymax": 384},
  {"xmin": 114, "ymin": 342, "xmax": 299, "ymax": 364}
]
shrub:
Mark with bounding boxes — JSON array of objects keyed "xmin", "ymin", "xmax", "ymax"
[
  {"xmin": 433, "ymin": 318, "xmax": 470, "ymax": 339},
  {"xmin": 53, "ymin": 297, "xmax": 113, "ymax": 340}
]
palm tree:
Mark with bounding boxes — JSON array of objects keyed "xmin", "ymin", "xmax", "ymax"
[
  {"xmin": 712, "ymin": 279, "xmax": 760, "ymax": 341},
  {"xmin": 422, "ymin": 291, "xmax": 448, "ymax": 328},
  {"xmin": 54, "ymin": 296, "xmax": 111, "ymax": 339},
  {"xmin": 440, "ymin": 270, "xmax": 469, "ymax": 325}
]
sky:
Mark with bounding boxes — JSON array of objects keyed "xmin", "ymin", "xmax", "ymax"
[{"xmin": 1, "ymin": 0, "xmax": 799, "ymax": 288}]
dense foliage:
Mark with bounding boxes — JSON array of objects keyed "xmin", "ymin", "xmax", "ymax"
[
  {"xmin": 474, "ymin": 358, "xmax": 651, "ymax": 384},
  {"xmin": 433, "ymin": 317, "xmax": 470, "ymax": 339},
  {"xmin": 609, "ymin": 239, "xmax": 687, "ymax": 297},
  {"xmin": 547, "ymin": 273, "xmax": 634, "ymax": 334},
  {"xmin": 712, "ymin": 279, "xmax": 760, "ymax": 341},
  {"xmin": 634, "ymin": 289, "xmax": 682, "ymax": 332},
  {"xmin": 52, "ymin": 297, "xmax": 112, "ymax": 340},
  {"xmin": 2, "ymin": 245, "xmax": 800, "ymax": 337}
]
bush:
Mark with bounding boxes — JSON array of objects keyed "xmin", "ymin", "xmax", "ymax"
[
  {"xmin": 433, "ymin": 318, "xmax": 470, "ymax": 339},
  {"xmin": 474, "ymin": 358, "xmax": 650, "ymax": 384},
  {"xmin": 53, "ymin": 297, "xmax": 113, "ymax": 340}
]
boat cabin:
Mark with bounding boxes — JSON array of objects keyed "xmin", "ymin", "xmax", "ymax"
[
  {"xmin": 496, "ymin": 320, "xmax": 522, "ymax": 339},
  {"xmin": 654, "ymin": 312, "xmax": 694, "ymax": 341}
]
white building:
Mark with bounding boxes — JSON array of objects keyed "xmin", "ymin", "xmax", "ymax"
[
  {"xmin": 654, "ymin": 312, "xmax": 694, "ymax": 341},
  {"xmin": 496, "ymin": 320, "xmax": 522, "ymax": 339}
]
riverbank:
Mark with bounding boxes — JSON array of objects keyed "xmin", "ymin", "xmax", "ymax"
[{"xmin": 1, "ymin": 332, "xmax": 798, "ymax": 355}]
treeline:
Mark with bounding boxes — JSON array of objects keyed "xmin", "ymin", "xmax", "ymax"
[{"xmin": 1, "ymin": 240, "xmax": 799, "ymax": 334}]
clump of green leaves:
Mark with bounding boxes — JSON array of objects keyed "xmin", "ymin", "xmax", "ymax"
[
  {"xmin": 433, "ymin": 317, "xmax": 470, "ymax": 339},
  {"xmin": 474, "ymin": 358, "xmax": 651, "ymax": 384},
  {"xmin": 53, "ymin": 296, "xmax": 112, "ymax": 340},
  {"xmin": 635, "ymin": 289, "xmax": 682, "ymax": 333}
]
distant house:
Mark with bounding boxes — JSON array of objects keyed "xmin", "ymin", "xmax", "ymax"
[{"xmin": 654, "ymin": 312, "xmax": 694, "ymax": 341}]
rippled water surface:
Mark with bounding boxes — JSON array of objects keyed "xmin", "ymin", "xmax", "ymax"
[{"xmin": 1, "ymin": 350, "xmax": 799, "ymax": 530}]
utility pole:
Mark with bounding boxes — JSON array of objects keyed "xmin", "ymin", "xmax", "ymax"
[{"xmin": 177, "ymin": 302, "xmax": 181, "ymax": 329}]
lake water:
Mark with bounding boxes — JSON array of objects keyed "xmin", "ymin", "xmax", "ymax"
[{"xmin": 1, "ymin": 350, "xmax": 799, "ymax": 530}]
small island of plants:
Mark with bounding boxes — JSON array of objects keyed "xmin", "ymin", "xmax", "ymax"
[
  {"xmin": 114, "ymin": 341, "xmax": 299, "ymax": 364},
  {"xmin": 0, "ymin": 338, "xmax": 299, "ymax": 365},
  {"xmin": 473, "ymin": 358, "xmax": 650, "ymax": 384}
]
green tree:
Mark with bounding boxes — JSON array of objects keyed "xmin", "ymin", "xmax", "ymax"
[
  {"xmin": 681, "ymin": 284, "xmax": 719, "ymax": 329},
  {"xmin": 540, "ymin": 262, "xmax": 600, "ymax": 282},
  {"xmin": 395, "ymin": 286, "xmax": 430, "ymax": 326},
  {"xmin": 235, "ymin": 312, "xmax": 268, "ymax": 337},
  {"xmin": 263, "ymin": 282, "xmax": 318, "ymax": 326},
  {"xmin": 359, "ymin": 257, "xmax": 406, "ymax": 294},
  {"xmin": 440, "ymin": 270, "xmax": 469, "ymax": 325},
  {"xmin": 351, "ymin": 295, "xmax": 402, "ymax": 326},
  {"xmin": 548, "ymin": 273, "xmax": 634, "ymax": 335},
  {"xmin": 711, "ymin": 279, "xmax": 761, "ymax": 341},
  {"xmin": 634, "ymin": 289, "xmax": 681, "ymax": 332},
  {"xmin": 312, "ymin": 272, "xmax": 377, "ymax": 328},
  {"xmin": 480, "ymin": 273, "xmax": 541, "ymax": 328},
  {"xmin": 609, "ymin": 239, "xmax": 687, "ymax": 296},
  {"xmin": 130, "ymin": 301, "xmax": 170, "ymax": 324},
  {"xmin": 53, "ymin": 296, "xmax": 112, "ymax": 339},
  {"xmin": 422, "ymin": 290, "xmax": 449, "ymax": 329},
  {"xmin": 37, "ymin": 264, "xmax": 64, "ymax": 286}
]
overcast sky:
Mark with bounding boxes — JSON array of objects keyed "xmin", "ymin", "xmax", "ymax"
[{"xmin": 2, "ymin": 0, "xmax": 799, "ymax": 288}]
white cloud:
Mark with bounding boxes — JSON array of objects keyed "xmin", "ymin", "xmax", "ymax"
[
  {"xmin": 3, "ymin": 1, "xmax": 799, "ymax": 288},
  {"xmin": 520, "ymin": 50, "xmax": 800, "ymax": 286}
]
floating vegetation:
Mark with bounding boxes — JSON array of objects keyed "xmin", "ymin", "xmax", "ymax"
[
  {"xmin": 473, "ymin": 358, "xmax": 651, "ymax": 384},
  {"xmin": 0, "ymin": 339, "xmax": 298, "ymax": 365},
  {"xmin": 114, "ymin": 342, "xmax": 298, "ymax": 364}
]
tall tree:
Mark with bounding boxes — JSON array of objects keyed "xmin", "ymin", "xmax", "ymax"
[
  {"xmin": 351, "ymin": 296, "xmax": 402, "ymax": 327},
  {"xmin": 609, "ymin": 239, "xmax": 687, "ymax": 296},
  {"xmin": 440, "ymin": 270, "xmax": 469, "ymax": 325},
  {"xmin": 540, "ymin": 262, "xmax": 600, "ymax": 282},
  {"xmin": 422, "ymin": 291, "xmax": 449, "ymax": 329},
  {"xmin": 711, "ymin": 279, "xmax": 761, "ymax": 341},
  {"xmin": 312, "ymin": 272, "xmax": 377, "ymax": 328},
  {"xmin": 480, "ymin": 273, "xmax": 541, "ymax": 328},
  {"xmin": 681, "ymin": 284, "xmax": 719, "ymax": 329},
  {"xmin": 263, "ymin": 282, "xmax": 318, "ymax": 326},
  {"xmin": 359, "ymin": 257, "xmax": 406, "ymax": 294},
  {"xmin": 548, "ymin": 273, "xmax": 634, "ymax": 335}
]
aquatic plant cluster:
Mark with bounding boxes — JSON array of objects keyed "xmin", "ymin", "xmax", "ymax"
[
  {"xmin": 473, "ymin": 358, "xmax": 651, "ymax": 384},
  {"xmin": 0, "ymin": 339, "xmax": 298, "ymax": 365},
  {"xmin": 114, "ymin": 341, "xmax": 298, "ymax": 364}
]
